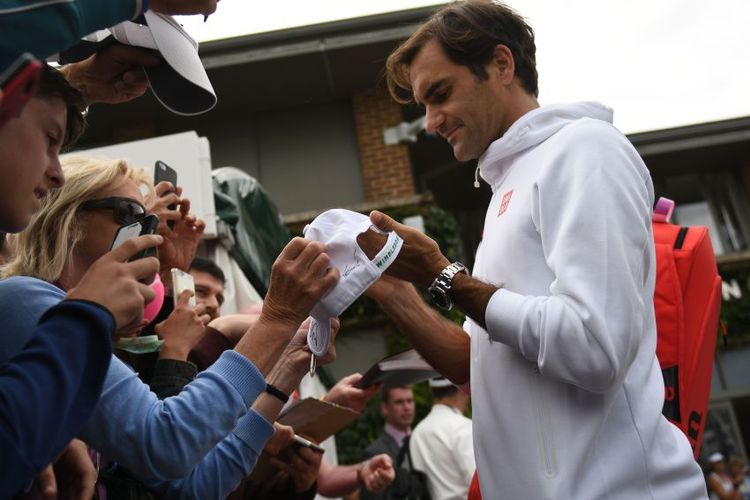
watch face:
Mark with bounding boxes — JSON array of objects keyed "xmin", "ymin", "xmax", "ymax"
[{"xmin": 429, "ymin": 287, "xmax": 451, "ymax": 310}]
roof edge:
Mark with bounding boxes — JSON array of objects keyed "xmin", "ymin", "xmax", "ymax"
[{"xmin": 199, "ymin": 4, "xmax": 445, "ymax": 56}]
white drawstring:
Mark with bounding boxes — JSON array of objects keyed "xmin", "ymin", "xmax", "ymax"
[{"xmin": 473, "ymin": 165, "xmax": 481, "ymax": 188}]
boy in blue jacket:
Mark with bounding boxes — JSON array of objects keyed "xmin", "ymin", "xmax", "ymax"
[{"xmin": 0, "ymin": 63, "xmax": 162, "ymax": 496}]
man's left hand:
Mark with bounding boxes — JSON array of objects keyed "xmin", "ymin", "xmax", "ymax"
[
  {"xmin": 358, "ymin": 210, "xmax": 450, "ymax": 289},
  {"xmin": 61, "ymin": 44, "xmax": 162, "ymax": 105}
]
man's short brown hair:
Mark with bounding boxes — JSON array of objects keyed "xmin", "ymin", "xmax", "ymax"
[
  {"xmin": 381, "ymin": 384, "xmax": 412, "ymax": 404},
  {"xmin": 431, "ymin": 384, "xmax": 460, "ymax": 400},
  {"xmin": 36, "ymin": 64, "xmax": 87, "ymax": 149},
  {"xmin": 386, "ymin": 0, "xmax": 538, "ymax": 103}
]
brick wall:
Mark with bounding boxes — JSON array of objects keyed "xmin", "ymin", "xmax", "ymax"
[{"xmin": 352, "ymin": 89, "xmax": 416, "ymax": 202}]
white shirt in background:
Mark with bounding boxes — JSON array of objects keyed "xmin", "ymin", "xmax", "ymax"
[{"xmin": 410, "ymin": 404, "xmax": 475, "ymax": 500}]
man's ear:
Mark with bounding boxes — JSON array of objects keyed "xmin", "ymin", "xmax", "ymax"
[
  {"xmin": 492, "ymin": 44, "xmax": 515, "ymax": 85},
  {"xmin": 380, "ymin": 401, "xmax": 388, "ymax": 417}
]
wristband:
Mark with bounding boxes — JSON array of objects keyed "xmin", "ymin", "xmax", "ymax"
[{"xmin": 265, "ymin": 383, "xmax": 289, "ymax": 404}]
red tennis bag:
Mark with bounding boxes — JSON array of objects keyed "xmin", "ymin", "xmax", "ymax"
[{"xmin": 652, "ymin": 198, "xmax": 722, "ymax": 458}]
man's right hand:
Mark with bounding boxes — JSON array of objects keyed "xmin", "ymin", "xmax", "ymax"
[
  {"xmin": 149, "ymin": 0, "xmax": 218, "ymax": 16},
  {"xmin": 65, "ymin": 235, "xmax": 162, "ymax": 335},
  {"xmin": 361, "ymin": 454, "xmax": 395, "ymax": 493},
  {"xmin": 262, "ymin": 237, "xmax": 339, "ymax": 329},
  {"xmin": 323, "ymin": 373, "xmax": 380, "ymax": 412}
]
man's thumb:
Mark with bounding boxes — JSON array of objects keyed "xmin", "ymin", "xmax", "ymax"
[{"xmin": 369, "ymin": 210, "xmax": 395, "ymax": 232}]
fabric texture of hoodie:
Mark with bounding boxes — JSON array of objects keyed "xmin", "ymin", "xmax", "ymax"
[{"xmin": 468, "ymin": 102, "xmax": 706, "ymax": 499}]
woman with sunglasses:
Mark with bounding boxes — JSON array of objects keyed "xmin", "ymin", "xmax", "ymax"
[{"xmin": 0, "ymin": 155, "xmax": 340, "ymax": 497}]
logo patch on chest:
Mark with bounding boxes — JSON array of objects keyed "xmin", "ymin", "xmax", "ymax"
[{"xmin": 498, "ymin": 189, "xmax": 513, "ymax": 216}]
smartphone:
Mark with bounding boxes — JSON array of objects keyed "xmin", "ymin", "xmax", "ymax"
[
  {"xmin": 171, "ymin": 268, "xmax": 196, "ymax": 307},
  {"xmin": 292, "ymin": 434, "xmax": 325, "ymax": 454},
  {"xmin": 110, "ymin": 214, "xmax": 159, "ymax": 260},
  {"xmin": 154, "ymin": 160, "xmax": 178, "ymax": 229},
  {"xmin": 154, "ymin": 160, "xmax": 177, "ymax": 190},
  {"xmin": 0, "ymin": 54, "xmax": 42, "ymax": 130}
]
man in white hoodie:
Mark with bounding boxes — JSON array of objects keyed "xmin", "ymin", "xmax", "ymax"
[{"xmin": 361, "ymin": 1, "xmax": 707, "ymax": 498}]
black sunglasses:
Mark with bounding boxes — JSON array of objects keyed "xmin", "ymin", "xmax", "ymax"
[{"xmin": 79, "ymin": 197, "xmax": 147, "ymax": 225}]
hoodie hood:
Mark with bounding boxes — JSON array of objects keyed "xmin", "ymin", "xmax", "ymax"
[{"xmin": 478, "ymin": 101, "xmax": 613, "ymax": 186}]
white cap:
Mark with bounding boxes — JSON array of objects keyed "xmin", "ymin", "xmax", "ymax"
[
  {"xmin": 109, "ymin": 12, "xmax": 216, "ymax": 115},
  {"xmin": 708, "ymin": 452, "xmax": 725, "ymax": 464},
  {"xmin": 429, "ymin": 377, "xmax": 454, "ymax": 388},
  {"xmin": 303, "ymin": 209, "xmax": 403, "ymax": 356}
]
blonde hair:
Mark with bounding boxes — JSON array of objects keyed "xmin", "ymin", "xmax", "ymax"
[{"xmin": 2, "ymin": 156, "xmax": 154, "ymax": 282}]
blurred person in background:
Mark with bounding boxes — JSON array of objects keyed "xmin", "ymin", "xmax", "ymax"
[
  {"xmin": 707, "ymin": 453, "xmax": 742, "ymax": 500},
  {"xmin": 410, "ymin": 377, "xmax": 474, "ymax": 500},
  {"xmin": 361, "ymin": 385, "xmax": 415, "ymax": 500}
]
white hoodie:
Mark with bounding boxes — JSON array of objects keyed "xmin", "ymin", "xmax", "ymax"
[{"xmin": 468, "ymin": 102, "xmax": 706, "ymax": 499}]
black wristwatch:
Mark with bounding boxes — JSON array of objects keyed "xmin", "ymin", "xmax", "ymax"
[{"xmin": 427, "ymin": 262, "xmax": 468, "ymax": 310}]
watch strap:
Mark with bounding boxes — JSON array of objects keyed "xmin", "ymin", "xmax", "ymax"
[{"xmin": 429, "ymin": 262, "xmax": 468, "ymax": 310}]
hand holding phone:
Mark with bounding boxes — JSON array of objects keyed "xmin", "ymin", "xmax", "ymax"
[
  {"xmin": 154, "ymin": 161, "xmax": 178, "ymax": 230},
  {"xmin": 171, "ymin": 268, "xmax": 196, "ymax": 307},
  {"xmin": 154, "ymin": 160, "xmax": 177, "ymax": 191},
  {"xmin": 67, "ymin": 233, "xmax": 162, "ymax": 334},
  {"xmin": 111, "ymin": 214, "xmax": 159, "ymax": 260}
]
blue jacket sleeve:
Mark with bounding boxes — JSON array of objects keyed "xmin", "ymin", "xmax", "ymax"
[
  {"xmin": 142, "ymin": 409, "xmax": 274, "ymax": 499},
  {"xmin": 0, "ymin": 0, "xmax": 138, "ymax": 69},
  {"xmin": 0, "ymin": 299, "xmax": 113, "ymax": 496},
  {"xmin": 79, "ymin": 351, "xmax": 267, "ymax": 479},
  {"xmin": 0, "ymin": 276, "xmax": 269, "ymax": 484}
]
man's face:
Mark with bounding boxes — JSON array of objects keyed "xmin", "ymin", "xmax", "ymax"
[
  {"xmin": 410, "ymin": 40, "xmax": 506, "ymax": 162},
  {"xmin": 712, "ymin": 460, "xmax": 726, "ymax": 473},
  {"xmin": 381, "ymin": 387, "xmax": 415, "ymax": 431},
  {"xmin": 190, "ymin": 269, "xmax": 225, "ymax": 320},
  {"xmin": 0, "ymin": 97, "xmax": 65, "ymax": 233}
]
